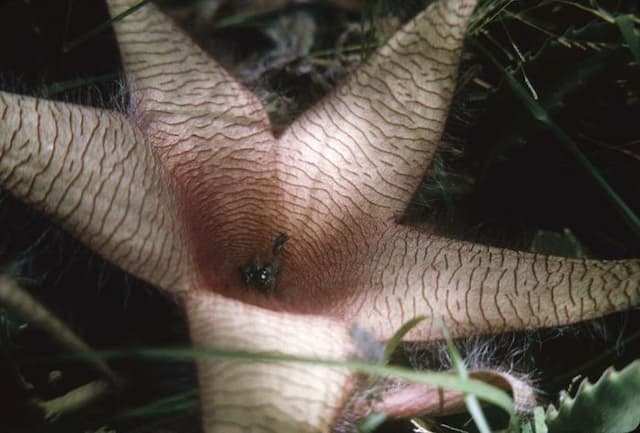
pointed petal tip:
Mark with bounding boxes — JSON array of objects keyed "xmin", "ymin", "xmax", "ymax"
[{"xmin": 185, "ymin": 291, "xmax": 358, "ymax": 433}]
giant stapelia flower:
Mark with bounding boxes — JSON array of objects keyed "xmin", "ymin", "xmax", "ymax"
[{"xmin": 1, "ymin": 0, "xmax": 638, "ymax": 431}]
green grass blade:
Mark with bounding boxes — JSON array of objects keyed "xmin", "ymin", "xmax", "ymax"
[
  {"xmin": 63, "ymin": 0, "xmax": 153, "ymax": 52},
  {"xmin": 442, "ymin": 325, "xmax": 493, "ymax": 433},
  {"xmin": 469, "ymin": 36, "xmax": 640, "ymax": 238},
  {"xmin": 615, "ymin": 15, "xmax": 640, "ymax": 63},
  {"xmin": 534, "ymin": 406, "xmax": 548, "ymax": 433},
  {"xmin": 43, "ymin": 73, "xmax": 119, "ymax": 97},
  {"xmin": 382, "ymin": 316, "xmax": 425, "ymax": 364},
  {"xmin": 357, "ymin": 412, "xmax": 388, "ymax": 433},
  {"xmin": 114, "ymin": 390, "xmax": 198, "ymax": 420},
  {"xmin": 63, "ymin": 346, "xmax": 514, "ymax": 415}
]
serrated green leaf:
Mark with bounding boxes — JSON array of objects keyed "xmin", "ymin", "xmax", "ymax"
[{"xmin": 546, "ymin": 360, "xmax": 640, "ymax": 433}]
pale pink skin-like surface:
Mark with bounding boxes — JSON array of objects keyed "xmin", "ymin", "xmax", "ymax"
[{"xmin": 1, "ymin": 0, "xmax": 638, "ymax": 431}]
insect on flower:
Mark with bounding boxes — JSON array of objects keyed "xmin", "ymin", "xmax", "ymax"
[{"xmin": 241, "ymin": 232, "xmax": 289, "ymax": 292}]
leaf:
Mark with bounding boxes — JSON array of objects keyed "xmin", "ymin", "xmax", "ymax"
[
  {"xmin": 442, "ymin": 324, "xmax": 492, "ymax": 433},
  {"xmin": 546, "ymin": 360, "xmax": 640, "ymax": 433},
  {"xmin": 65, "ymin": 346, "xmax": 515, "ymax": 415},
  {"xmin": 615, "ymin": 15, "xmax": 640, "ymax": 63},
  {"xmin": 357, "ymin": 412, "xmax": 388, "ymax": 433},
  {"xmin": 63, "ymin": 0, "xmax": 153, "ymax": 52},
  {"xmin": 469, "ymin": 36, "xmax": 640, "ymax": 238},
  {"xmin": 43, "ymin": 74, "xmax": 118, "ymax": 98},
  {"xmin": 518, "ymin": 407, "xmax": 548, "ymax": 433},
  {"xmin": 382, "ymin": 316, "xmax": 425, "ymax": 364},
  {"xmin": 533, "ymin": 407, "xmax": 548, "ymax": 433}
]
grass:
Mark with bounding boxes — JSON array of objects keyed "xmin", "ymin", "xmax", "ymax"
[{"xmin": 0, "ymin": 0, "xmax": 639, "ymax": 432}]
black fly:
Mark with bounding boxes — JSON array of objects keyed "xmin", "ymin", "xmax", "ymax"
[
  {"xmin": 272, "ymin": 232, "xmax": 288, "ymax": 255},
  {"xmin": 242, "ymin": 260, "xmax": 279, "ymax": 291},
  {"xmin": 241, "ymin": 232, "xmax": 288, "ymax": 293}
]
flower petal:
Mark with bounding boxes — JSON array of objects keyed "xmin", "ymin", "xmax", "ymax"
[
  {"xmin": 278, "ymin": 0, "xmax": 476, "ymax": 223},
  {"xmin": 106, "ymin": 1, "xmax": 284, "ymax": 283},
  {"xmin": 338, "ymin": 225, "xmax": 640, "ymax": 341},
  {"xmin": 185, "ymin": 290, "xmax": 358, "ymax": 433},
  {"xmin": 0, "ymin": 92, "xmax": 189, "ymax": 292}
]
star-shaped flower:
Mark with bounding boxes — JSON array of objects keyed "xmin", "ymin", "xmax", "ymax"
[{"xmin": 1, "ymin": 0, "xmax": 638, "ymax": 431}]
